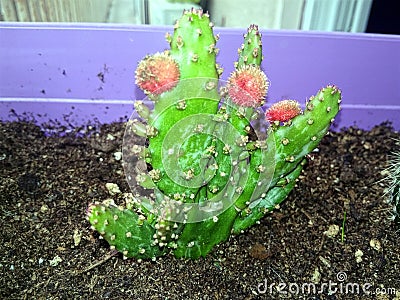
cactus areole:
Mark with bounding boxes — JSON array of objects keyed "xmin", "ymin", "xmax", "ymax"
[{"xmin": 87, "ymin": 9, "xmax": 342, "ymax": 260}]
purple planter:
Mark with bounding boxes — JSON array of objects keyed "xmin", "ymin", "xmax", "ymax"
[{"xmin": 1, "ymin": 22, "xmax": 399, "ymax": 130}]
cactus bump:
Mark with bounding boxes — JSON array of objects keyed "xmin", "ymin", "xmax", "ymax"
[{"xmin": 87, "ymin": 9, "xmax": 342, "ymax": 259}]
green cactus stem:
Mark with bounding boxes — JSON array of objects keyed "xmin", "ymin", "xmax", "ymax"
[
  {"xmin": 233, "ymin": 158, "xmax": 306, "ymax": 234},
  {"xmin": 169, "ymin": 9, "xmax": 219, "ymax": 79},
  {"xmin": 169, "ymin": 23, "xmax": 275, "ymax": 258},
  {"xmin": 271, "ymin": 86, "xmax": 341, "ymax": 178},
  {"xmin": 236, "ymin": 24, "xmax": 263, "ymax": 68},
  {"xmin": 145, "ymin": 9, "xmax": 221, "ymax": 200},
  {"xmin": 233, "ymin": 85, "xmax": 342, "ymax": 233},
  {"xmin": 87, "ymin": 202, "xmax": 166, "ymax": 259}
]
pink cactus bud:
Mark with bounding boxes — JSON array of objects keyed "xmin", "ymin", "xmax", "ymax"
[
  {"xmin": 227, "ymin": 65, "xmax": 268, "ymax": 107},
  {"xmin": 265, "ymin": 100, "xmax": 302, "ymax": 123},
  {"xmin": 135, "ymin": 52, "xmax": 180, "ymax": 95}
]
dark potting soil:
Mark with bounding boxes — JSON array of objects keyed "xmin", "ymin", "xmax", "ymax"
[{"xmin": 0, "ymin": 121, "xmax": 399, "ymax": 300}]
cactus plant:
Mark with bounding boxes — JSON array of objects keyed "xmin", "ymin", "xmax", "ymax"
[{"xmin": 87, "ymin": 9, "xmax": 342, "ymax": 260}]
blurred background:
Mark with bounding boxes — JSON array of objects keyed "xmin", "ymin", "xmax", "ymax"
[{"xmin": 0, "ymin": 0, "xmax": 398, "ymax": 34}]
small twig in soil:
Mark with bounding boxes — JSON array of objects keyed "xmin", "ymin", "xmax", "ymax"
[
  {"xmin": 318, "ymin": 235, "xmax": 326, "ymax": 252},
  {"xmin": 300, "ymin": 208, "xmax": 314, "ymax": 224},
  {"xmin": 74, "ymin": 250, "xmax": 118, "ymax": 275}
]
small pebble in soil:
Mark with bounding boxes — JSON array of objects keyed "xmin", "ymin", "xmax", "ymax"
[
  {"xmin": 323, "ymin": 224, "xmax": 340, "ymax": 238},
  {"xmin": 355, "ymin": 249, "xmax": 364, "ymax": 263},
  {"xmin": 49, "ymin": 255, "xmax": 62, "ymax": 267},
  {"xmin": 73, "ymin": 229, "xmax": 82, "ymax": 247},
  {"xmin": 370, "ymin": 238, "xmax": 382, "ymax": 251},
  {"xmin": 249, "ymin": 243, "xmax": 270, "ymax": 260},
  {"xmin": 311, "ymin": 267, "xmax": 321, "ymax": 284},
  {"xmin": 106, "ymin": 182, "xmax": 121, "ymax": 195},
  {"xmin": 113, "ymin": 151, "xmax": 122, "ymax": 161}
]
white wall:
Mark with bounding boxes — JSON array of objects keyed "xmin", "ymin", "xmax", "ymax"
[
  {"xmin": 208, "ymin": 0, "xmax": 304, "ymax": 29},
  {"xmin": 0, "ymin": 0, "xmax": 112, "ymax": 22},
  {"xmin": 0, "ymin": 0, "xmax": 373, "ymax": 32},
  {"xmin": 208, "ymin": 0, "xmax": 372, "ymax": 32}
]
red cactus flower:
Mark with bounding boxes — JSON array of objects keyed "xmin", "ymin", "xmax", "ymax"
[
  {"xmin": 265, "ymin": 100, "xmax": 302, "ymax": 123},
  {"xmin": 135, "ymin": 52, "xmax": 180, "ymax": 95},
  {"xmin": 227, "ymin": 65, "xmax": 268, "ymax": 107}
]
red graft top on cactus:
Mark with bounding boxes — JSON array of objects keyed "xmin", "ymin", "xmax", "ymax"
[
  {"xmin": 227, "ymin": 65, "xmax": 268, "ymax": 107},
  {"xmin": 135, "ymin": 52, "xmax": 180, "ymax": 95},
  {"xmin": 265, "ymin": 100, "xmax": 302, "ymax": 123}
]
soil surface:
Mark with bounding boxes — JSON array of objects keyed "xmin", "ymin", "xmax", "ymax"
[{"xmin": 1, "ymin": 121, "xmax": 399, "ymax": 300}]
